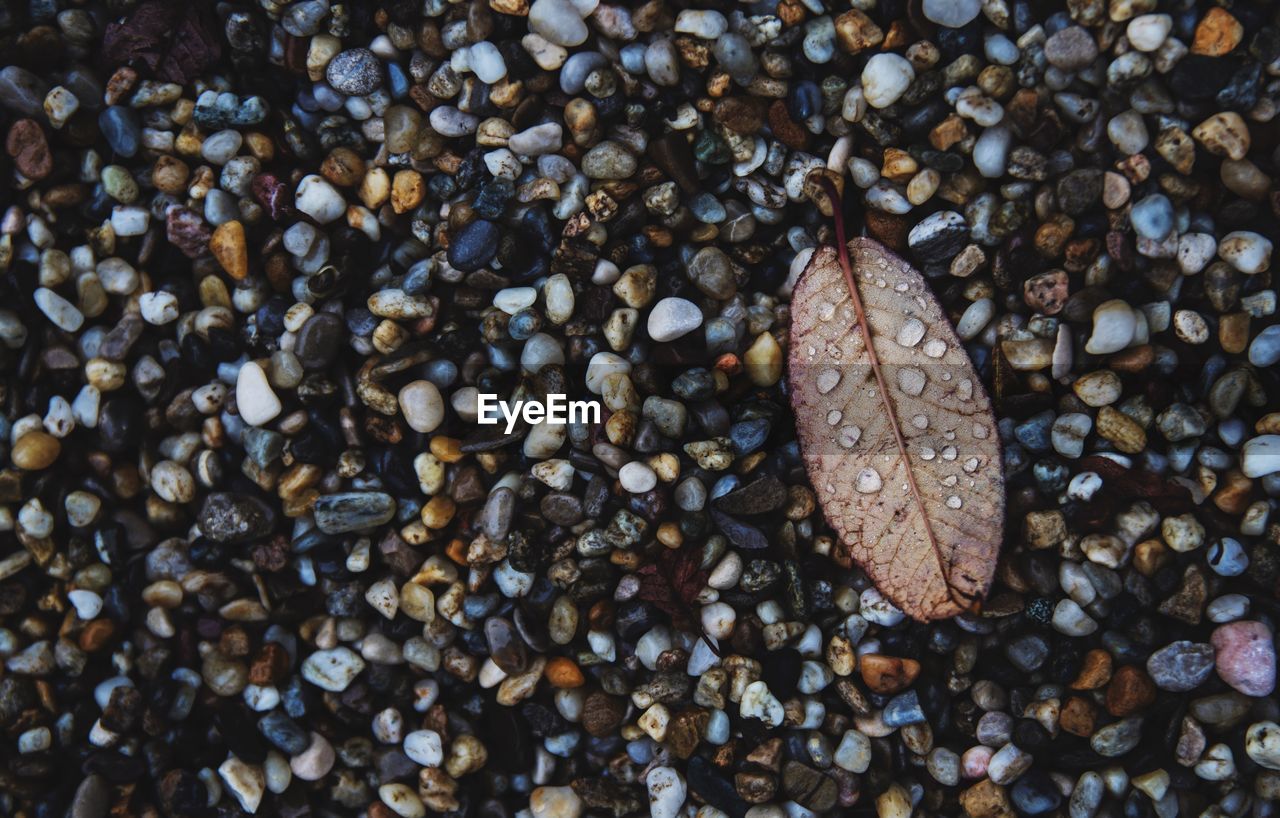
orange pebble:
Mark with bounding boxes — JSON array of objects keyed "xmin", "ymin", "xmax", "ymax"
[
  {"xmin": 430, "ymin": 436, "xmax": 464, "ymax": 463},
  {"xmin": 545, "ymin": 657, "xmax": 585, "ymax": 688},
  {"xmin": 445, "ymin": 537, "xmax": 468, "ymax": 565},
  {"xmin": 714, "ymin": 353, "xmax": 742, "ymax": 375}
]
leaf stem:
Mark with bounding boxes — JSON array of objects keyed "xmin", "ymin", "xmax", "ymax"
[{"xmin": 818, "ymin": 178, "xmax": 970, "ymax": 611}]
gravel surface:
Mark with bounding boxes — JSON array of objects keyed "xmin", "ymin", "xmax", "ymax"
[{"xmin": 1, "ymin": 1, "xmax": 1280, "ymax": 817}]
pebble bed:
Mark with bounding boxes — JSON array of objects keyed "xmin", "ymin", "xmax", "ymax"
[{"xmin": 2, "ymin": 1, "xmax": 1280, "ymax": 818}]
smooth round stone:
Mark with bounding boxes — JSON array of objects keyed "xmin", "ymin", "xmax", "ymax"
[
  {"xmin": 1218, "ymin": 231, "xmax": 1272, "ymax": 274},
  {"xmin": 1249, "ymin": 325, "xmax": 1280, "ymax": 367},
  {"xmin": 647, "ymin": 767, "xmax": 686, "ymax": 818},
  {"xmin": 1127, "ymin": 14, "xmax": 1172, "ymax": 51},
  {"xmin": 908, "ymin": 210, "xmax": 969, "ymax": 262},
  {"xmin": 1207, "ymin": 537, "xmax": 1248, "ymax": 576},
  {"xmin": 295, "ymin": 175, "xmax": 345, "ymax": 223},
  {"xmin": 1108, "ymin": 110, "xmax": 1149, "ymax": 155},
  {"xmin": 1146, "ymin": 641, "xmax": 1215, "ymax": 691},
  {"xmin": 619, "ymin": 462, "xmax": 658, "ymax": 493},
  {"xmin": 290, "ymin": 732, "xmax": 335, "ymax": 780},
  {"xmin": 201, "ymin": 130, "xmax": 243, "ymax": 164},
  {"xmin": 1130, "ymin": 194, "xmax": 1174, "ymax": 240},
  {"xmin": 861, "ymin": 53, "xmax": 914, "ymax": 109},
  {"xmin": 1246, "ymin": 722, "xmax": 1280, "ymax": 771},
  {"xmin": 922, "ymin": 0, "xmax": 980, "ymax": 28},
  {"xmin": 294, "ymin": 313, "xmax": 344, "ymax": 369},
  {"xmin": 712, "ymin": 33, "xmax": 756, "ymax": 83},
  {"xmin": 447, "ymin": 220, "xmax": 500, "ymax": 272},
  {"xmin": 494, "ymin": 287, "xmax": 537, "ymax": 315},
  {"xmin": 403, "ymin": 730, "xmax": 443, "ymax": 767},
  {"xmin": 236, "ymin": 362, "xmax": 282, "ymax": 427},
  {"xmin": 484, "ymin": 616, "xmax": 527, "ymax": 673},
  {"xmin": 521, "ymin": 332, "xmax": 565, "ymax": 374},
  {"xmin": 1211, "ymin": 621, "xmax": 1277, "ymax": 697},
  {"xmin": 326, "ymin": 48, "xmax": 383, "ymax": 95},
  {"xmin": 283, "ymin": 0, "xmax": 328, "ymax": 35},
  {"xmin": 398, "ymin": 381, "xmax": 444, "ymax": 433},
  {"xmin": 1085, "ymin": 299, "xmax": 1137, "ymax": 354},
  {"xmin": 1242, "ymin": 436, "xmax": 1280, "ymax": 478},
  {"xmin": 675, "ymin": 10, "xmax": 728, "ymax": 38},
  {"xmin": 1044, "ymin": 26, "xmax": 1098, "ymax": 70},
  {"xmin": 34, "ymin": 287, "xmax": 83, "ymax": 332},
  {"xmin": 647, "ymin": 298, "xmax": 703, "ymax": 343},
  {"xmin": 983, "ymin": 33, "xmax": 1019, "ymax": 65},
  {"xmin": 1010, "ymin": 771, "xmax": 1061, "ymax": 816},
  {"xmin": 581, "ymin": 141, "xmax": 637, "ymax": 179},
  {"xmin": 973, "ymin": 125, "xmax": 1011, "ymax": 178},
  {"xmin": 469, "ymin": 41, "xmax": 507, "ymax": 83},
  {"xmin": 429, "ymin": 107, "xmax": 479, "ymax": 137},
  {"xmin": 313, "ymin": 492, "xmax": 396, "ymax": 534},
  {"xmin": 645, "ymin": 39, "xmax": 680, "ymax": 86},
  {"xmin": 530, "ymin": 786, "xmax": 583, "ymax": 818},
  {"xmin": 528, "ymin": 0, "xmax": 589, "ymax": 47},
  {"xmin": 98, "ymin": 106, "xmax": 140, "ymax": 157},
  {"xmin": 509, "ymin": 123, "xmax": 563, "ymax": 156},
  {"xmin": 1, "ymin": 70, "xmax": 51, "ymax": 128}
]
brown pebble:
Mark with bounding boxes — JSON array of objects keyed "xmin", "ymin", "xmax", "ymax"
[
  {"xmin": 858, "ymin": 654, "xmax": 920, "ymax": 694},
  {"xmin": 1059, "ymin": 696, "xmax": 1096, "ymax": 737},
  {"xmin": 1105, "ymin": 665, "xmax": 1157, "ymax": 716},
  {"xmin": 79, "ymin": 619, "xmax": 115, "ymax": 652},
  {"xmin": 581, "ymin": 691, "xmax": 626, "ymax": 738},
  {"xmin": 6, "ymin": 119, "xmax": 52, "ymax": 180},
  {"xmin": 11, "ymin": 432, "xmax": 61, "ymax": 470},
  {"xmin": 767, "ymin": 100, "xmax": 808, "ymax": 151},
  {"xmin": 210, "ymin": 220, "xmax": 249, "ymax": 281},
  {"xmin": 834, "ymin": 10, "xmax": 883, "ymax": 53},
  {"xmin": 1212, "ymin": 469, "xmax": 1253, "ymax": 515},
  {"xmin": 1022, "ymin": 269, "xmax": 1069, "ymax": 314},
  {"xmin": 320, "ymin": 146, "xmax": 366, "ymax": 186},
  {"xmin": 960, "ymin": 778, "xmax": 1015, "ymax": 818},
  {"xmin": 1070, "ymin": 648, "xmax": 1113, "ymax": 690},
  {"xmin": 714, "ymin": 97, "xmax": 766, "ymax": 135},
  {"xmin": 863, "ymin": 210, "xmax": 909, "ymax": 252},
  {"xmin": 1191, "ymin": 7, "xmax": 1242, "ymax": 56},
  {"xmin": 248, "ymin": 641, "xmax": 291, "ymax": 686},
  {"xmin": 735, "ymin": 771, "xmax": 777, "ymax": 804}
]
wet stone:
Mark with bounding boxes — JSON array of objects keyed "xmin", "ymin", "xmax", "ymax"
[
  {"xmin": 313, "ymin": 493, "xmax": 396, "ymax": 534},
  {"xmin": 447, "ymin": 220, "xmax": 501, "ymax": 272},
  {"xmin": 1146, "ymin": 641, "xmax": 1215, "ymax": 692},
  {"xmin": 199, "ymin": 493, "xmax": 276, "ymax": 544},
  {"xmin": 326, "ymin": 49, "xmax": 383, "ymax": 95}
]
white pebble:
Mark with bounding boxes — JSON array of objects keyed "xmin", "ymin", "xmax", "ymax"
[
  {"xmin": 861, "ymin": 53, "xmax": 914, "ymax": 109},
  {"xmin": 68, "ymin": 589, "xmax": 103, "ymax": 620},
  {"xmin": 1219, "ymin": 231, "xmax": 1272, "ymax": 274},
  {"xmin": 294, "ymin": 175, "xmax": 346, "ymax": 224},
  {"xmin": 647, "ymin": 297, "xmax": 703, "ymax": 342},
  {"xmin": 403, "ymin": 729, "xmax": 443, "ymax": 767},
  {"xmin": 139, "ymin": 291, "xmax": 180, "ymax": 325},
  {"xmin": 33, "ymin": 287, "xmax": 83, "ymax": 332},
  {"xmin": 647, "ymin": 767, "xmax": 687, "ymax": 818},
  {"xmin": 236, "ymin": 362, "xmax": 282, "ymax": 427},
  {"xmin": 1084, "ymin": 299, "xmax": 1137, "ymax": 354},
  {"xmin": 1127, "ymin": 14, "xmax": 1172, "ymax": 51},
  {"xmin": 619, "ymin": 461, "xmax": 658, "ymax": 493}
]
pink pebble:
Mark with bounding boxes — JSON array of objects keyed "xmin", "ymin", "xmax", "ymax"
[
  {"xmin": 1211, "ymin": 620, "xmax": 1277, "ymax": 697},
  {"xmin": 961, "ymin": 745, "xmax": 993, "ymax": 779}
]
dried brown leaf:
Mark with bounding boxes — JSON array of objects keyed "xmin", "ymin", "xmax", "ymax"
[
  {"xmin": 788, "ymin": 225, "xmax": 1004, "ymax": 621},
  {"xmin": 1078, "ymin": 455, "xmax": 1193, "ymax": 514},
  {"xmin": 102, "ymin": 2, "xmax": 221, "ymax": 85},
  {"xmin": 635, "ymin": 547, "xmax": 706, "ymax": 632}
]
